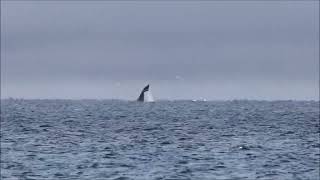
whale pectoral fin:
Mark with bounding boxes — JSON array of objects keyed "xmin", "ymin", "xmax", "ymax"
[
  {"xmin": 143, "ymin": 84, "xmax": 149, "ymax": 92},
  {"xmin": 137, "ymin": 84, "xmax": 150, "ymax": 102},
  {"xmin": 137, "ymin": 91, "xmax": 144, "ymax": 101}
]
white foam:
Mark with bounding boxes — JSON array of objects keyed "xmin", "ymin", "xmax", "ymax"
[{"xmin": 145, "ymin": 91, "xmax": 154, "ymax": 102}]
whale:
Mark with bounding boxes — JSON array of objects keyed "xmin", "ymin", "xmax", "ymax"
[{"xmin": 137, "ymin": 84, "xmax": 154, "ymax": 102}]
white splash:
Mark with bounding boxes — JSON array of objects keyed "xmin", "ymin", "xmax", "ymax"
[{"xmin": 145, "ymin": 91, "xmax": 154, "ymax": 102}]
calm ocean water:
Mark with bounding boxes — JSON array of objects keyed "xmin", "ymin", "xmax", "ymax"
[{"xmin": 1, "ymin": 99, "xmax": 319, "ymax": 180}]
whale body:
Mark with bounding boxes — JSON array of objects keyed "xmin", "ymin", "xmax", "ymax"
[{"xmin": 137, "ymin": 84, "xmax": 154, "ymax": 102}]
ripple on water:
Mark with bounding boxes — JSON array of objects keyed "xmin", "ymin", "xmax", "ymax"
[{"xmin": 1, "ymin": 100, "xmax": 319, "ymax": 179}]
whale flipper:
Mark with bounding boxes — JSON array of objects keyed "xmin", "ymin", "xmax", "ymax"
[{"xmin": 137, "ymin": 84, "xmax": 154, "ymax": 102}]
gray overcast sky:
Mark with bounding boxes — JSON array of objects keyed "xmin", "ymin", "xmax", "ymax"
[{"xmin": 1, "ymin": 1, "xmax": 319, "ymax": 100}]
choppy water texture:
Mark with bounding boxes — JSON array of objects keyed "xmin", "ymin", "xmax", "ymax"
[{"xmin": 1, "ymin": 100, "xmax": 319, "ymax": 180}]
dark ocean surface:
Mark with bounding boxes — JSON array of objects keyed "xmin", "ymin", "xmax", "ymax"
[{"xmin": 1, "ymin": 99, "xmax": 319, "ymax": 180}]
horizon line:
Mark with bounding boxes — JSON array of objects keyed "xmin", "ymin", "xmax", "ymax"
[{"xmin": 1, "ymin": 97, "xmax": 319, "ymax": 102}]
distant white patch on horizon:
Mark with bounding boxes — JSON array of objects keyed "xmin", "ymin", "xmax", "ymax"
[{"xmin": 175, "ymin": 75, "xmax": 184, "ymax": 81}]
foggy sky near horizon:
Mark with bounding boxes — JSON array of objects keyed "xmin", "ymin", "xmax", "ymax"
[{"xmin": 1, "ymin": 1, "xmax": 319, "ymax": 100}]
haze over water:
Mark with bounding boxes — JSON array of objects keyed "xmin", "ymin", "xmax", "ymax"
[{"xmin": 1, "ymin": 1, "xmax": 319, "ymax": 100}]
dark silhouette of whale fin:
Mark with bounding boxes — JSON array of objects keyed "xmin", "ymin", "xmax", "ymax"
[{"xmin": 137, "ymin": 84, "xmax": 149, "ymax": 102}]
